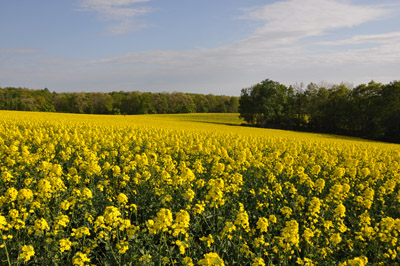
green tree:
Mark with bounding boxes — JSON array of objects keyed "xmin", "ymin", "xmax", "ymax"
[
  {"xmin": 349, "ymin": 81, "xmax": 383, "ymax": 138},
  {"xmin": 239, "ymin": 79, "xmax": 290, "ymax": 127},
  {"xmin": 380, "ymin": 81, "xmax": 400, "ymax": 142},
  {"xmin": 319, "ymin": 84, "xmax": 351, "ymax": 134}
]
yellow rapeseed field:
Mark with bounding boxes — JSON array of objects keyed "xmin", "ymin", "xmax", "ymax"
[{"xmin": 0, "ymin": 111, "xmax": 399, "ymax": 265}]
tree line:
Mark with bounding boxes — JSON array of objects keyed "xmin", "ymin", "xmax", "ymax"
[
  {"xmin": 239, "ymin": 79, "xmax": 400, "ymax": 143},
  {"xmin": 0, "ymin": 87, "xmax": 239, "ymax": 115}
]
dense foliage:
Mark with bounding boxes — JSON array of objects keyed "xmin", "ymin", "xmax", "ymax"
[
  {"xmin": 0, "ymin": 87, "xmax": 239, "ymax": 114},
  {"xmin": 0, "ymin": 112, "xmax": 399, "ymax": 265},
  {"xmin": 239, "ymin": 79, "xmax": 400, "ymax": 143}
]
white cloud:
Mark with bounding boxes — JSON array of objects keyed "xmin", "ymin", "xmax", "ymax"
[
  {"xmin": 78, "ymin": 0, "xmax": 151, "ymax": 34},
  {"xmin": 236, "ymin": 0, "xmax": 389, "ymax": 49},
  {"xmin": 105, "ymin": 20, "xmax": 151, "ymax": 35},
  {"xmin": 317, "ymin": 32, "xmax": 400, "ymax": 45}
]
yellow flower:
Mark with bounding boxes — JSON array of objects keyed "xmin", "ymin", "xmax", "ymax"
[
  {"xmin": 8, "ymin": 209, "xmax": 19, "ymax": 220},
  {"xmin": 38, "ymin": 179, "xmax": 52, "ymax": 197},
  {"xmin": 280, "ymin": 206, "xmax": 293, "ymax": 218},
  {"xmin": 200, "ymin": 234, "xmax": 214, "ymax": 248},
  {"xmin": 82, "ymin": 187, "xmax": 93, "ymax": 200},
  {"xmin": 104, "ymin": 206, "xmax": 122, "ymax": 227},
  {"xmin": 269, "ymin": 215, "xmax": 277, "ymax": 224},
  {"xmin": 362, "ymin": 187, "xmax": 375, "ymax": 209},
  {"xmin": 330, "ymin": 233, "xmax": 342, "ymax": 246},
  {"xmin": 116, "ymin": 240, "xmax": 129, "ymax": 254},
  {"xmin": 117, "ymin": 193, "xmax": 128, "ymax": 205},
  {"xmin": 183, "ymin": 256, "xmax": 194, "ymax": 266},
  {"xmin": 334, "ymin": 203, "xmax": 346, "ymax": 218},
  {"xmin": 94, "ymin": 216, "xmax": 106, "ymax": 232},
  {"xmin": 198, "ymin": 252, "xmax": 225, "ymax": 266},
  {"xmin": 19, "ymin": 245, "xmax": 35, "ymax": 262},
  {"xmin": 60, "ymin": 200, "xmax": 71, "ymax": 211},
  {"xmin": 252, "ymin": 257, "xmax": 266, "ymax": 266},
  {"xmin": 308, "ymin": 197, "xmax": 321, "ymax": 216},
  {"xmin": 72, "ymin": 227, "xmax": 91, "ymax": 239},
  {"xmin": 256, "ymin": 217, "xmax": 269, "ymax": 233},
  {"xmin": 17, "ymin": 188, "xmax": 33, "ymax": 203},
  {"xmin": 206, "ymin": 179, "xmax": 226, "ymax": 208},
  {"xmin": 5, "ymin": 187, "xmax": 18, "ymax": 202},
  {"xmin": 172, "ymin": 210, "xmax": 190, "ymax": 236},
  {"xmin": 314, "ymin": 178, "xmax": 325, "ymax": 194},
  {"xmin": 278, "ymin": 220, "xmax": 299, "ymax": 252},
  {"xmin": 193, "ymin": 202, "xmax": 205, "ymax": 214},
  {"xmin": 360, "ymin": 168, "xmax": 370, "ymax": 178},
  {"xmin": 297, "ymin": 257, "xmax": 315, "ymax": 266},
  {"xmin": 155, "ymin": 208, "xmax": 173, "ymax": 232},
  {"xmin": 275, "ymin": 162, "xmax": 284, "ymax": 174},
  {"xmin": 0, "ymin": 215, "xmax": 8, "ymax": 230},
  {"xmin": 146, "ymin": 208, "xmax": 173, "ymax": 234},
  {"xmin": 220, "ymin": 221, "xmax": 237, "ymax": 239},
  {"xmin": 339, "ymin": 256, "xmax": 368, "ymax": 266},
  {"xmin": 333, "ymin": 168, "xmax": 346, "ymax": 179},
  {"xmin": 126, "ymin": 225, "xmax": 140, "ymax": 239},
  {"xmin": 253, "ymin": 235, "xmax": 266, "ymax": 248},
  {"xmin": 184, "ymin": 188, "xmax": 195, "ymax": 202},
  {"xmin": 303, "ymin": 227, "xmax": 314, "ymax": 245},
  {"xmin": 54, "ymin": 214, "xmax": 70, "ymax": 229},
  {"xmin": 72, "ymin": 252, "xmax": 91, "ymax": 266},
  {"xmin": 129, "ymin": 203, "xmax": 138, "ymax": 212},
  {"xmin": 33, "ymin": 218, "xmax": 50, "ymax": 235},
  {"xmin": 311, "ymin": 165, "xmax": 321, "ymax": 176},
  {"xmin": 59, "ymin": 238, "xmax": 72, "ymax": 253},
  {"xmin": 119, "ymin": 218, "xmax": 131, "ymax": 231},
  {"xmin": 235, "ymin": 203, "xmax": 250, "ymax": 232},
  {"xmin": 175, "ymin": 239, "xmax": 189, "ymax": 254}
]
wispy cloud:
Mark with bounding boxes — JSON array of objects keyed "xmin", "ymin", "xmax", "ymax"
[
  {"xmin": 317, "ymin": 32, "xmax": 400, "ymax": 45},
  {"xmin": 78, "ymin": 0, "xmax": 151, "ymax": 34},
  {"xmin": 237, "ymin": 0, "xmax": 389, "ymax": 48},
  {"xmin": 105, "ymin": 19, "xmax": 151, "ymax": 35}
]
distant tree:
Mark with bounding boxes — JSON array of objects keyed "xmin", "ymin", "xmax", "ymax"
[
  {"xmin": 239, "ymin": 79, "xmax": 290, "ymax": 127},
  {"xmin": 152, "ymin": 93, "xmax": 169, "ymax": 114},
  {"xmin": 239, "ymin": 86, "xmax": 258, "ymax": 125},
  {"xmin": 306, "ymin": 85, "xmax": 329, "ymax": 132},
  {"xmin": 52, "ymin": 93, "xmax": 72, "ymax": 112},
  {"xmin": 0, "ymin": 86, "xmax": 239, "ymax": 115},
  {"xmin": 192, "ymin": 94, "xmax": 208, "ymax": 113},
  {"xmin": 318, "ymin": 84, "xmax": 351, "ymax": 134},
  {"xmin": 380, "ymin": 81, "xmax": 400, "ymax": 142},
  {"xmin": 227, "ymin": 97, "xmax": 239, "ymax": 113},
  {"xmin": 348, "ymin": 81, "xmax": 383, "ymax": 138},
  {"xmin": 168, "ymin": 92, "xmax": 196, "ymax": 113},
  {"xmin": 71, "ymin": 93, "xmax": 89, "ymax": 113},
  {"xmin": 86, "ymin": 93, "xmax": 114, "ymax": 114},
  {"xmin": 205, "ymin": 94, "xmax": 218, "ymax": 112}
]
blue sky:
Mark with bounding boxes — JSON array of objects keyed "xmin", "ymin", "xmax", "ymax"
[{"xmin": 1, "ymin": 0, "xmax": 400, "ymax": 95}]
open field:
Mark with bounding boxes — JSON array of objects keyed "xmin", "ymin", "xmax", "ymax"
[{"xmin": 1, "ymin": 111, "xmax": 399, "ymax": 265}]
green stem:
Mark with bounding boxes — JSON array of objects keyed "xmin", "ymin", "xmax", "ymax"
[
  {"xmin": 108, "ymin": 240, "xmax": 122, "ymax": 266},
  {"xmin": 162, "ymin": 233, "xmax": 173, "ymax": 265},
  {"xmin": 158, "ymin": 241, "xmax": 162, "ymax": 266},
  {"xmin": 3, "ymin": 241, "xmax": 12, "ymax": 266}
]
